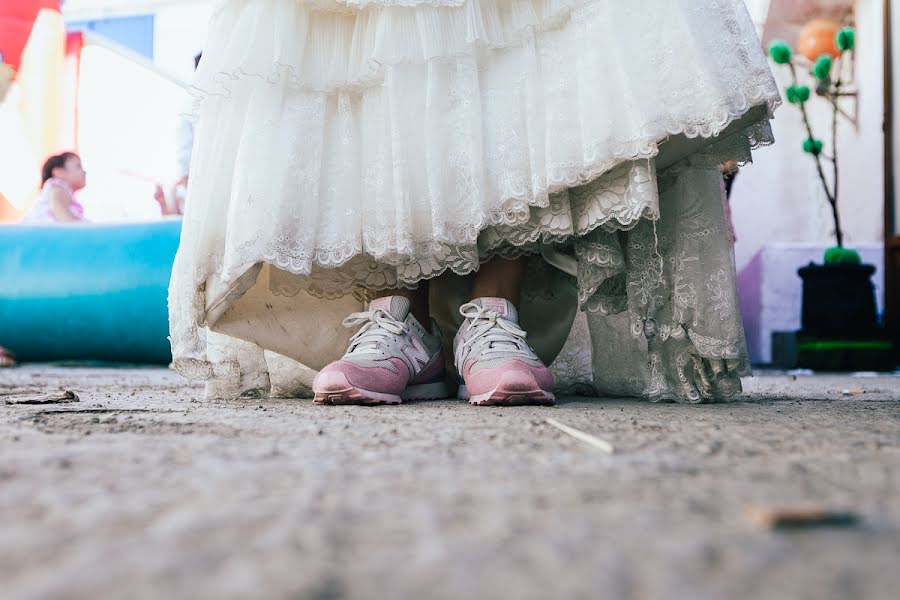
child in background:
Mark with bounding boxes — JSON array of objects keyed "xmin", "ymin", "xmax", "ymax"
[
  {"xmin": 22, "ymin": 152, "xmax": 87, "ymax": 224},
  {"xmin": 6, "ymin": 152, "xmax": 89, "ymax": 366},
  {"xmin": 24, "ymin": 152, "xmax": 171, "ymax": 221}
]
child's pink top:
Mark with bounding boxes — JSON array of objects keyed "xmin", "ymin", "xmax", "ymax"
[{"xmin": 22, "ymin": 178, "xmax": 85, "ymax": 223}]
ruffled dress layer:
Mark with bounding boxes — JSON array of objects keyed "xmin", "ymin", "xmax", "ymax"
[{"xmin": 169, "ymin": 0, "xmax": 781, "ymax": 402}]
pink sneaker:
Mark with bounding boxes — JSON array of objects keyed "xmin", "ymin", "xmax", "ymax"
[
  {"xmin": 313, "ymin": 296, "xmax": 449, "ymax": 405},
  {"xmin": 454, "ymin": 298, "xmax": 555, "ymax": 406}
]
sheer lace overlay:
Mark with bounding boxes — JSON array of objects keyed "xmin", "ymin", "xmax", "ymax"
[{"xmin": 169, "ymin": 0, "xmax": 781, "ymax": 402}]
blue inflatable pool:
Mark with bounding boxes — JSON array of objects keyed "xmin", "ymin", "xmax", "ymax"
[{"xmin": 0, "ymin": 220, "xmax": 181, "ymax": 364}]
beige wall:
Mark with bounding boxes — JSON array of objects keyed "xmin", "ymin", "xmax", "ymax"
[
  {"xmin": 732, "ymin": 0, "xmax": 885, "ymax": 271},
  {"xmin": 892, "ymin": 0, "xmax": 900, "ymax": 235}
]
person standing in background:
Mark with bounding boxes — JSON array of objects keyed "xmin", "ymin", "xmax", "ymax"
[
  {"xmin": 175, "ymin": 53, "xmax": 202, "ymax": 189},
  {"xmin": 163, "ymin": 52, "xmax": 203, "ymax": 217}
]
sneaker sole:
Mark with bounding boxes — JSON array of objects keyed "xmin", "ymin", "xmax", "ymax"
[
  {"xmin": 458, "ymin": 373, "xmax": 556, "ymax": 406},
  {"xmin": 314, "ymin": 373, "xmax": 448, "ymax": 406}
]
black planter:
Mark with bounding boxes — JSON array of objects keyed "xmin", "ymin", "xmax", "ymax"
[
  {"xmin": 797, "ymin": 262, "xmax": 879, "ymax": 338},
  {"xmin": 796, "ymin": 262, "xmax": 894, "ymax": 371}
]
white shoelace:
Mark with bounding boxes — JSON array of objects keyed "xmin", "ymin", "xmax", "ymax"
[
  {"xmin": 342, "ymin": 309, "xmax": 409, "ymax": 356},
  {"xmin": 458, "ymin": 302, "xmax": 533, "ymax": 358}
]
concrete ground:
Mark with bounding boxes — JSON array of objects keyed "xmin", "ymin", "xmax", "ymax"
[{"xmin": 1, "ymin": 365, "xmax": 899, "ymax": 600}]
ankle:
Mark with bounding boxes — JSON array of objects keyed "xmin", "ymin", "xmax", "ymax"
[
  {"xmin": 469, "ymin": 257, "xmax": 526, "ymax": 305},
  {"xmin": 469, "ymin": 291, "xmax": 520, "ymax": 307},
  {"xmin": 373, "ymin": 286, "xmax": 429, "ymax": 326}
]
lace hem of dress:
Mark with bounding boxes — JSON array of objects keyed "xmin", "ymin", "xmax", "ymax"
[
  {"xmin": 577, "ymin": 164, "xmax": 754, "ymax": 403},
  {"xmin": 199, "ymin": 118, "xmax": 773, "ymax": 303},
  {"xmin": 172, "ymin": 161, "xmax": 754, "ymax": 404}
]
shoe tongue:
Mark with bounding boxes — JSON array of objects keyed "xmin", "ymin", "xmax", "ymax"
[
  {"xmin": 472, "ymin": 297, "xmax": 519, "ymax": 323},
  {"xmin": 369, "ymin": 296, "xmax": 411, "ymax": 321}
]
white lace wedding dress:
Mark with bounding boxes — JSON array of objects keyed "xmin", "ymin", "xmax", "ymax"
[{"xmin": 169, "ymin": 0, "xmax": 781, "ymax": 402}]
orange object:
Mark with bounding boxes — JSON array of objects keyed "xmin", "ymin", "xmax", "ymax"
[
  {"xmin": 0, "ymin": 1, "xmax": 59, "ymax": 71},
  {"xmin": 0, "ymin": 192, "xmax": 22, "ymax": 223},
  {"xmin": 61, "ymin": 32, "xmax": 83, "ymax": 151},
  {"xmin": 0, "ymin": 7, "xmax": 66, "ymax": 217},
  {"xmin": 797, "ymin": 18, "xmax": 842, "ymax": 61}
]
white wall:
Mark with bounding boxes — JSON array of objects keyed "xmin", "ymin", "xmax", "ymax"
[
  {"xmin": 60, "ymin": 0, "xmax": 214, "ymax": 82},
  {"xmin": 732, "ymin": 0, "xmax": 884, "ymax": 271},
  {"xmin": 151, "ymin": 4, "xmax": 212, "ymax": 82}
]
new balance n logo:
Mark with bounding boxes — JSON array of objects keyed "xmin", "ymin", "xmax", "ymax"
[{"xmin": 401, "ymin": 338, "xmax": 431, "ymax": 374}]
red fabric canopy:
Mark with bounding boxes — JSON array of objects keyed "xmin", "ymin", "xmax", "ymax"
[{"xmin": 0, "ymin": 0, "xmax": 59, "ymax": 70}]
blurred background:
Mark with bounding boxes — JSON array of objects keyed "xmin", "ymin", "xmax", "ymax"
[
  {"xmin": 0, "ymin": 0, "xmax": 897, "ymax": 369},
  {"xmin": 0, "ymin": 0, "xmax": 210, "ymax": 222}
]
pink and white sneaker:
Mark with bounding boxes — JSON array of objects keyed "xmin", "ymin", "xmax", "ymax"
[
  {"xmin": 313, "ymin": 296, "xmax": 449, "ymax": 405},
  {"xmin": 454, "ymin": 298, "xmax": 555, "ymax": 406}
]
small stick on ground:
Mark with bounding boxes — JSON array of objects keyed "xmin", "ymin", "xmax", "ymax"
[
  {"xmin": 545, "ymin": 418, "xmax": 614, "ymax": 454},
  {"xmin": 747, "ymin": 506, "xmax": 859, "ymax": 529},
  {"xmin": 5, "ymin": 390, "xmax": 80, "ymax": 405}
]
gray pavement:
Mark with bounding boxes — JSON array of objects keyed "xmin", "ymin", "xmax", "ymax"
[{"xmin": 1, "ymin": 366, "xmax": 899, "ymax": 600}]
